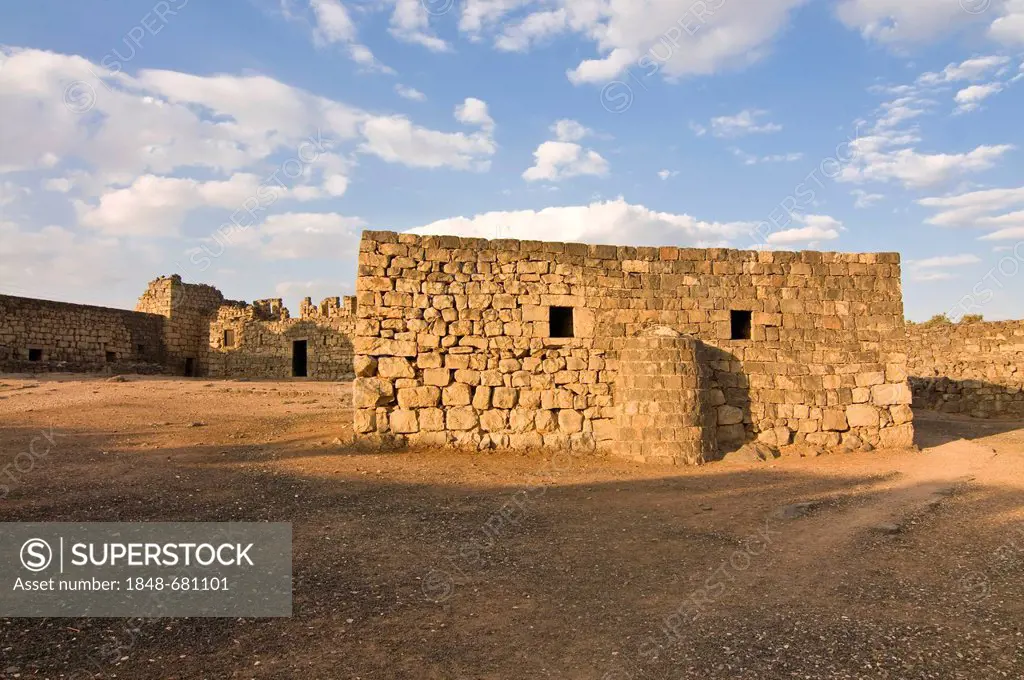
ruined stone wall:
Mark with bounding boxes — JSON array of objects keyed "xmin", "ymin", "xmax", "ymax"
[
  {"xmin": 353, "ymin": 231, "xmax": 913, "ymax": 459},
  {"xmin": 135, "ymin": 275, "xmax": 227, "ymax": 376},
  {"xmin": 0, "ymin": 294, "xmax": 165, "ymax": 374},
  {"xmin": 908, "ymin": 320, "xmax": 1024, "ymax": 418},
  {"xmin": 206, "ymin": 296, "xmax": 356, "ymax": 380}
]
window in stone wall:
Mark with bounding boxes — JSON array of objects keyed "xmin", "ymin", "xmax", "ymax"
[
  {"xmin": 136, "ymin": 344, "xmax": 145, "ymax": 355},
  {"xmin": 28, "ymin": 348, "xmax": 43, "ymax": 362},
  {"xmin": 105, "ymin": 351, "xmax": 116, "ymax": 362},
  {"xmin": 550, "ymin": 306, "xmax": 574, "ymax": 338},
  {"xmin": 731, "ymin": 310, "xmax": 752, "ymax": 340},
  {"xmin": 223, "ymin": 329, "xmax": 236, "ymax": 348}
]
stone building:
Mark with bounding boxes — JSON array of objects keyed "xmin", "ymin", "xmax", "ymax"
[
  {"xmin": 352, "ymin": 230, "xmax": 915, "ymax": 462},
  {"xmin": 0, "ymin": 275, "xmax": 356, "ymax": 380}
]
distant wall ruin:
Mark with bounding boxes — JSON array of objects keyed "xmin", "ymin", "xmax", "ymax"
[
  {"xmin": 1, "ymin": 275, "xmax": 355, "ymax": 380},
  {"xmin": 0, "ymin": 294, "xmax": 165, "ymax": 373},
  {"xmin": 908, "ymin": 320, "xmax": 1024, "ymax": 418},
  {"xmin": 353, "ymin": 231, "xmax": 914, "ymax": 461}
]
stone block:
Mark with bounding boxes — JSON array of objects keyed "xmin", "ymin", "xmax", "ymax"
[
  {"xmin": 446, "ymin": 406, "xmax": 479, "ymax": 431},
  {"xmin": 822, "ymin": 409, "xmax": 849, "ymax": 432},
  {"xmin": 397, "ymin": 386, "xmax": 441, "ymax": 409},
  {"xmin": 354, "ymin": 355, "xmax": 377, "ymax": 377},
  {"xmin": 389, "ymin": 409, "xmax": 419, "ymax": 434},
  {"xmin": 717, "ymin": 405, "xmax": 744, "ymax": 426},
  {"xmin": 492, "ymin": 387, "xmax": 518, "ymax": 409},
  {"xmin": 558, "ymin": 409, "xmax": 584, "ymax": 433},
  {"xmin": 442, "ymin": 383, "xmax": 472, "ymax": 406},
  {"xmin": 879, "ymin": 424, "xmax": 914, "ymax": 449},
  {"xmin": 353, "ymin": 378, "xmax": 395, "ymax": 408},
  {"xmin": 480, "ymin": 410, "xmax": 508, "ymax": 432},
  {"xmin": 846, "ymin": 404, "xmax": 879, "ymax": 428},
  {"xmin": 422, "ymin": 368, "xmax": 451, "ymax": 386},
  {"xmin": 377, "ymin": 357, "xmax": 415, "ymax": 378}
]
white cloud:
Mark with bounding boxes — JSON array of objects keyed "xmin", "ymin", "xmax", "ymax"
[
  {"xmin": 405, "ymin": 198, "xmax": 760, "ymax": 247},
  {"xmin": 730, "ymin": 148, "xmax": 803, "ymax": 165},
  {"xmin": 835, "ymin": 0, "xmax": 994, "ymax": 44},
  {"xmin": 221, "ymin": 212, "xmax": 365, "ymax": 260},
  {"xmin": 495, "ymin": 9, "xmax": 569, "ymax": 51},
  {"xmin": 840, "ymin": 135, "xmax": 1014, "ymax": 188},
  {"xmin": 954, "ymin": 82, "xmax": 1004, "ymax": 113},
  {"xmin": 710, "ymin": 110, "xmax": 782, "ymax": 138},
  {"xmin": 657, "ymin": 169, "xmax": 679, "ymax": 180},
  {"xmin": 388, "ymin": 0, "xmax": 451, "ymax": 52},
  {"xmin": 522, "ymin": 141, "xmax": 608, "ymax": 182},
  {"xmin": 918, "ymin": 186, "xmax": 1024, "ymax": 226},
  {"xmin": 394, "ymin": 84, "xmax": 426, "ymax": 101},
  {"xmin": 766, "ymin": 215, "xmax": 843, "ymax": 245},
  {"xmin": 851, "ymin": 189, "xmax": 884, "ymax": 208},
  {"xmin": 306, "ymin": 0, "xmax": 394, "ymax": 72},
  {"xmin": 905, "ymin": 253, "xmax": 980, "ymax": 281},
  {"xmin": 689, "ymin": 121, "xmax": 708, "ymax": 137},
  {"xmin": 0, "ymin": 47, "xmax": 497, "ymax": 184},
  {"xmin": 918, "ymin": 55, "xmax": 1011, "ymax": 85},
  {"xmin": 979, "ymin": 226, "xmax": 1024, "ymax": 240},
  {"xmin": 461, "ymin": 0, "xmax": 810, "ymax": 83},
  {"xmin": 989, "ymin": 0, "xmax": 1024, "ymax": 45},
  {"xmin": 454, "ymin": 97, "xmax": 495, "ymax": 132},
  {"xmin": 908, "ymin": 254, "xmax": 982, "ymax": 268},
  {"xmin": 551, "ymin": 119, "xmax": 591, "ymax": 142}
]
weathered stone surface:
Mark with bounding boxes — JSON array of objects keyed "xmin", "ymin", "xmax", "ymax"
[
  {"xmin": 717, "ymin": 406, "xmax": 744, "ymax": 426},
  {"xmin": 822, "ymin": 409, "xmax": 849, "ymax": 432},
  {"xmin": 879, "ymin": 423, "xmax": 915, "ymax": 449},
  {"xmin": 446, "ymin": 406, "xmax": 479, "ymax": 431},
  {"xmin": 378, "ymin": 357, "xmax": 415, "ymax": 379},
  {"xmin": 846, "ymin": 404, "xmax": 880, "ymax": 428},
  {"xmin": 389, "ymin": 409, "xmax": 419, "ymax": 434},
  {"xmin": 353, "ymin": 378, "xmax": 395, "ymax": 408},
  {"xmin": 354, "ymin": 355, "xmax": 377, "ymax": 378},
  {"xmin": 397, "ymin": 386, "xmax": 441, "ymax": 409}
]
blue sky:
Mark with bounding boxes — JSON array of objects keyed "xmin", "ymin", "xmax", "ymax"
[{"xmin": 1, "ymin": 0, "xmax": 1022, "ymax": 321}]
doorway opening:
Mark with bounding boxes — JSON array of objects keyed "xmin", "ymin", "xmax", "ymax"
[
  {"xmin": 184, "ymin": 357, "xmax": 196, "ymax": 377},
  {"xmin": 292, "ymin": 340, "xmax": 308, "ymax": 378}
]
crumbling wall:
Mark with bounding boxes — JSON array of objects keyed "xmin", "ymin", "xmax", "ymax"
[
  {"xmin": 135, "ymin": 275, "xmax": 227, "ymax": 376},
  {"xmin": 908, "ymin": 320, "xmax": 1024, "ymax": 418},
  {"xmin": 207, "ymin": 296, "xmax": 356, "ymax": 380},
  {"xmin": 353, "ymin": 231, "xmax": 912, "ymax": 459},
  {"xmin": 0, "ymin": 294, "xmax": 165, "ymax": 373}
]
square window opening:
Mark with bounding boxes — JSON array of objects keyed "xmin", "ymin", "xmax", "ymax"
[
  {"xmin": 136, "ymin": 344, "xmax": 145, "ymax": 355},
  {"xmin": 105, "ymin": 351, "xmax": 116, "ymax": 362},
  {"xmin": 549, "ymin": 306, "xmax": 574, "ymax": 338},
  {"xmin": 28, "ymin": 348, "xmax": 43, "ymax": 362},
  {"xmin": 223, "ymin": 329, "xmax": 236, "ymax": 348},
  {"xmin": 731, "ymin": 310, "xmax": 752, "ymax": 341}
]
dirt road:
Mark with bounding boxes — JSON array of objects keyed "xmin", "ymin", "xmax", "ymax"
[{"xmin": 1, "ymin": 375, "xmax": 1022, "ymax": 678}]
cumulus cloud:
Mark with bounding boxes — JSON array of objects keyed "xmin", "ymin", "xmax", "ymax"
[
  {"xmin": 850, "ymin": 189, "xmax": 884, "ymax": 208},
  {"xmin": 454, "ymin": 97, "xmax": 495, "ymax": 132},
  {"xmin": 835, "ymin": 0, "xmax": 994, "ymax": 44},
  {"xmin": 461, "ymin": 0, "xmax": 810, "ymax": 84},
  {"xmin": 212, "ymin": 212, "xmax": 365, "ymax": 260},
  {"xmin": 404, "ymin": 198, "xmax": 761, "ymax": 247},
  {"xmin": 839, "ymin": 134, "xmax": 1013, "ymax": 189},
  {"xmin": 551, "ymin": 119, "xmax": 591, "ymax": 142},
  {"xmin": 522, "ymin": 141, "xmax": 608, "ymax": 182}
]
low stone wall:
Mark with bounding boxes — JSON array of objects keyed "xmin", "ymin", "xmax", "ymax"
[
  {"xmin": 908, "ymin": 320, "xmax": 1024, "ymax": 418},
  {"xmin": 0, "ymin": 294, "xmax": 165, "ymax": 374}
]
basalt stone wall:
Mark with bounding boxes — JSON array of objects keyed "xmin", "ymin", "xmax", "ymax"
[
  {"xmin": 207, "ymin": 296, "xmax": 357, "ymax": 380},
  {"xmin": 908, "ymin": 320, "xmax": 1024, "ymax": 418},
  {"xmin": 0, "ymin": 294, "xmax": 165, "ymax": 374},
  {"xmin": 135, "ymin": 275, "xmax": 228, "ymax": 376},
  {"xmin": 353, "ymin": 230, "xmax": 913, "ymax": 460}
]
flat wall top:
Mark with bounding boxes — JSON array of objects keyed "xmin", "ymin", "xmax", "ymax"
[
  {"xmin": 361, "ymin": 230, "xmax": 901, "ymax": 265},
  {"xmin": 0, "ymin": 293, "xmax": 164, "ymax": 319}
]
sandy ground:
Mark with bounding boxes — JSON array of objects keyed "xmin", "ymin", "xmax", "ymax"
[{"xmin": 0, "ymin": 374, "xmax": 1022, "ymax": 679}]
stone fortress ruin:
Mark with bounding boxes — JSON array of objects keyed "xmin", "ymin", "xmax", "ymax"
[
  {"xmin": 1, "ymin": 275, "xmax": 356, "ymax": 381},
  {"xmin": 2, "ymin": 230, "xmax": 1023, "ymax": 463}
]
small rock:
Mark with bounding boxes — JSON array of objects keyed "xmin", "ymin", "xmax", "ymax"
[
  {"xmin": 106, "ymin": 375, "xmax": 128, "ymax": 383},
  {"xmin": 873, "ymin": 522, "xmax": 901, "ymax": 535},
  {"xmin": 775, "ymin": 501, "xmax": 818, "ymax": 520},
  {"xmin": 188, "ymin": 421, "xmax": 206, "ymax": 428}
]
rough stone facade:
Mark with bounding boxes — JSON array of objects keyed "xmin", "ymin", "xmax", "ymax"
[
  {"xmin": 2, "ymin": 275, "xmax": 356, "ymax": 380},
  {"xmin": 353, "ymin": 230, "xmax": 914, "ymax": 461},
  {"xmin": 207, "ymin": 296, "xmax": 356, "ymax": 380},
  {"xmin": 0, "ymin": 294, "xmax": 165, "ymax": 373},
  {"xmin": 908, "ymin": 320, "xmax": 1024, "ymax": 418}
]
